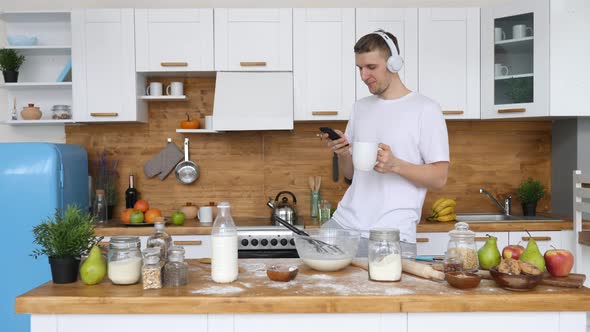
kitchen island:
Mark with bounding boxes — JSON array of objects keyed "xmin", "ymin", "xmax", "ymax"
[{"xmin": 16, "ymin": 259, "xmax": 590, "ymax": 332}]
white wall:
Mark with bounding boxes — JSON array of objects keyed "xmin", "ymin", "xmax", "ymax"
[{"xmin": 0, "ymin": 0, "xmax": 509, "ymax": 143}]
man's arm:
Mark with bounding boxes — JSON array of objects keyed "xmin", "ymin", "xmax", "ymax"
[
  {"xmin": 324, "ymin": 129, "xmax": 354, "ymax": 180},
  {"xmin": 375, "ymin": 144, "xmax": 449, "ymax": 190}
]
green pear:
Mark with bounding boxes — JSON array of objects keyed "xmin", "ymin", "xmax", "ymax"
[
  {"xmin": 519, "ymin": 233, "xmax": 546, "ymax": 272},
  {"xmin": 80, "ymin": 245, "xmax": 107, "ymax": 285},
  {"xmin": 478, "ymin": 235, "xmax": 501, "ymax": 269}
]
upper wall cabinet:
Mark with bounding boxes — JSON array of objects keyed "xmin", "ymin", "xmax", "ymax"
[
  {"xmin": 419, "ymin": 8, "xmax": 480, "ymax": 120},
  {"xmin": 293, "ymin": 8, "xmax": 356, "ymax": 121},
  {"xmin": 481, "ymin": 0, "xmax": 587, "ymax": 118},
  {"xmin": 135, "ymin": 9, "xmax": 214, "ymax": 72},
  {"xmin": 355, "ymin": 8, "xmax": 418, "ymax": 100},
  {"xmin": 214, "ymin": 8, "xmax": 292, "ymax": 71},
  {"xmin": 72, "ymin": 9, "xmax": 147, "ymax": 122}
]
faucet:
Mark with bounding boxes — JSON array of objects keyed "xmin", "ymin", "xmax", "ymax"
[{"xmin": 479, "ymin": 188, "xmax": 511, "ymax": 215}]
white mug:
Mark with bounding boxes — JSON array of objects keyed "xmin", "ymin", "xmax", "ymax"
[
  {"xmin": 494, "ymin": 27, "xmax": 506, "ymax": 42},
  {"xmin": 353, "ymin": 142, "xmax": 379, "ymax": 171},
  {"xmin": 166, "ymin": 82, "xmax": 184, "ymax": 96},
  {"xmin": 205, "ymin": 115, "xmax": 213, "ymax": 129},
  {"xmin": 146, "ymin": 82, "xmax": 163, "ymax": 96},
  {"xmin": 494, "ymin": 64, "xmax": 509, "ymax": 77},
  {"xmin": 198, "ymin": 206, "xmax": 213, "ymax": 223},
  {"xmin": 512, "ymin": 24, "xmax": 533, "ymax": 39}
]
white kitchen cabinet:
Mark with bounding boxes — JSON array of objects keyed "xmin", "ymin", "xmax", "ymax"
[
  {"xmin": 214, "ymin": 8, "xmax": 292, "ymax": 71},
  {"xmin": 72, "ymin": 9, "xmax": 147, "ymax": 123},
  {"xmin": 293, "ymin": 8, "xmax": 355, "ymax": 121},
  {"xmin": 355, "ymin": 8, "xmax": 418, "ymax": 99},
  {"xmin": 481, "ymin": 0, "xmax": 588, "ymax": 118},
  {"xmin": 135, "ymin": 9, "xmax": 214, "ymax": 72},
  {"xmin": 418, "ymin": 8, "xmax": 480, "ymax": 120},
  {"xmin": 1, "ymin": 11, "xmax": 75, "ymax": 124},
  {"xmin": 174, "ymin": 235, "xmax": 212, "ymax": 259},
  {"xmin": 416, "ymin": 232, "xmax": 447, "ymax": 256},
  {"xmin": 508, "ymin": 230, "xmax": 562, "ymax": 255},
  {"xmin": 474, "ymin": 232, "xmax": 508, "ymax": 252}
]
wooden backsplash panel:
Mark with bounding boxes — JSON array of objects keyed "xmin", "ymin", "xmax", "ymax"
[{"xmin": 66, "ymin": 77, "xmax": 552, "ymax": 219}]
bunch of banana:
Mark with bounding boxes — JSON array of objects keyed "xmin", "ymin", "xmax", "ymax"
[{"xmin": 428, "ymin": 198, "xmax": 457, "ymax": 222}]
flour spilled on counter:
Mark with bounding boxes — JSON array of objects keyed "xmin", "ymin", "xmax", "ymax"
[
  {"xmin": 192, "ymin": 285, "xmax": 244, "ymax": 295},
  {"xmin": 308, "ymin": 274, "xmax": 334, "ymax": 280}
]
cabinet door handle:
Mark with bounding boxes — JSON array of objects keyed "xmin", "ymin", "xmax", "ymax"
[
  {"xmin": 312, "ymin": 111, "xmax": 339, "ymax": 116},
  {"xmin": 174, "ymin": 240, "xmax": 202, "ymax": 246},
  {"xmin": 160, "ymin": 62, "xmax": 188, "ymax": 67},
  {"xmin": 98, "ymin": 241, "xmax": 109, "ymax": 247},
  {"xmin": 90, "ymin": 113, "xmax": 118, "ymax": 117},
  {"xmin": 475, "ymin": 237, "xmax": 490, "ymax": 241},
  {"xmin": 498, "ymin": 108, "xmax": 526, "ymax": 113},
  {"xmin": 522, "ymin": 236, "xmax": 551, "ymax": 242},
  {"xmin": 416, "ymin": 238, "xmax": 430, "ymax": 243},
  {"xmin": 240, "ymin": 61, "xmax": 267, "ymax": 67},
  {"xmin": 442, "ymin": 110, "xmax": 464, "ymax": 115}
]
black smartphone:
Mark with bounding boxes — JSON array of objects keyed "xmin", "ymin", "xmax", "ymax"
[{"xmin": 319, "ymin": 127, "xmax": 342, "ymax": 141}]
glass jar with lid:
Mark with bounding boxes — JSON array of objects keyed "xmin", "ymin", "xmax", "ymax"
[
  {"xmin": 445, "ymin": 222, "xmax": 479, "ymax": 272},
  {"xmin": 146, "ymin": 219, "xmax": 172, "ymax": 261},
  {"xmin": 108, "ymin": 236, "xmax": 142, "ymax": 285},
  {"xmin": 142, "ymin": 248, "xmax": 162, "ymax": 289},
  {"xmin": 163, "ymin": 246, "xmax": 188, "ymax": 287},
  {"xmin": 368, "ymin": 228, "xmax": 402, "ymax": 282}
]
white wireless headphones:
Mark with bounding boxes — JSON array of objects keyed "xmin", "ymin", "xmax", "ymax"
[{"xmin": 372, "ymin": 30, "xmax": 404, "ymax": 73}]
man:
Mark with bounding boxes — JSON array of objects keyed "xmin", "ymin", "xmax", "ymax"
[{"xmin": 322, "ymin": 30, "xmax": 450, "ymax": 258}]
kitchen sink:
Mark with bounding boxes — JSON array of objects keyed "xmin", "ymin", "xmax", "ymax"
[{"xmin": 455, "ymin": 213, "xmax": 562, "ymax": 223}]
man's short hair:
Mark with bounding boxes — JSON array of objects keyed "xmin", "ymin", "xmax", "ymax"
[{"xmin": 354, "ymin": 31, "xmax": 400, "ymax": 57}]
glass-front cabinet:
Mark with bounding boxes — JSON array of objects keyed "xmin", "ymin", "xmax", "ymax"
[{"xmin": 481, "ymin": 0, "xmax": 549, "ymax": 119}]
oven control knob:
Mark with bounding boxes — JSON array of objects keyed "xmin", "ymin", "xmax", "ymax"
[
  {"xmin": 290, "ymin": 239, "xmax": 295, "ymax": 246},
  {"xmin": 241, "ymin": 239, "xmax": 249, "ymax": 246},
  {"xmin": 251, "ymin": 239, "xmax": 259, "ymax": 246},
  {"xmin": 271, "ymin": 239, "xmax": 278, "ymax": 246},
  {"xmin": 261, "ymin": 239, "xmax": 268, "ymax": 246},
  {"xmin": 280, "ymin": 239, "xmax": 288, "ymax": 246}
]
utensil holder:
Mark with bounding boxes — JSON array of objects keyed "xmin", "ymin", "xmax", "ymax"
[{"xmin": 310, "ymin": 191, "xmax": 320, "ymax": 218}]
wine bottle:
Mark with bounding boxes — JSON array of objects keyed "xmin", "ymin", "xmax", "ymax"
[{"xmin": 125, "ymin": 174, "xmax": 139, "ymax": 208}]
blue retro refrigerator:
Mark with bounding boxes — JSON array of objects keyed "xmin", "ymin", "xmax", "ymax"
[{"xmin": 0, "ymin": 143, "xmax": 89, "ymax": 332}]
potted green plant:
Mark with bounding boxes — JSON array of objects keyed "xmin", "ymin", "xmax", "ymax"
[
  {"xmin": 517, "ymin": 178, "xmax": 546, "ymax": 216},
  {"xmin": 31, "ymin": 205, "xmax": 99, "ymax": 284},
  {"xmin": 0, "ymin": 48, "xmax": 25, "ymax": 83}
]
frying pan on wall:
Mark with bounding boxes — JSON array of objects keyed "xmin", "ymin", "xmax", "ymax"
[{"xmin": 175, "ymin": 138, "xmax": 199, "ymax": 184}]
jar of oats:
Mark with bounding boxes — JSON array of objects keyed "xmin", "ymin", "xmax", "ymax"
[{"xmin": 445, "ymin": 222, "xmax": 479, "ymax": 272}]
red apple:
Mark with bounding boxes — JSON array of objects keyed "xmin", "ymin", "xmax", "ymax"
[
  {"xmin": 544, "ymin": 249, "xmax": 574, "ymax": 277},
  {"xmin": 502, "ymin": 244, "xmax": 525, "ymax": 259}
]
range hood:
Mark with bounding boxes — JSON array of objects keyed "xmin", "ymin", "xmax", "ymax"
[{"xmin": 213, "ymin": 72, "xmax": 294, "ymax": 131}]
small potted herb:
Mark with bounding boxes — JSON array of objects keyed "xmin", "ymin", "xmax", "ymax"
[
  {"xmin": 0, "ymin": 48, "xmax": 25, "ymax": 83},
  {"xmin": 517, "ymin": 178, "xmax": 546, "ymax": 216},
  {"xmin": 32, "ymin": 205, "xmax": 99, "ymax": 284}
]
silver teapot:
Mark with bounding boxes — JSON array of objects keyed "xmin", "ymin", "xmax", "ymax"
[{"xmin": 266, "ymin": 191, "xmax": 298, "ymax": 226}]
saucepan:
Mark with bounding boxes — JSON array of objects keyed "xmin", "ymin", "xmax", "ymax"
[{"xmin": 175, "ymin": 138, "xmax": 199, "ymax": 184}]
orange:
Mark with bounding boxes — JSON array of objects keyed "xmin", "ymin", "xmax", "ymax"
[
  {"xmin": 144, "ymin": 208, "xmax": 162, "ymax": 223},
  {"xmin": 121, "ymin": 208, "xmax": 136, "ymax": 224},
  {"xmin": 134, "ymin": 199, "xmax": 149, "ymax": 213}
]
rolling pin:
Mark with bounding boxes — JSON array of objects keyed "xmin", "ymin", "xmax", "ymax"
[{"xmin": 351, "ymin": 259, "xmax": 445, "ymax": 281}]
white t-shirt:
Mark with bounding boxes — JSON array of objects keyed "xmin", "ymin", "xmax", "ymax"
[{"xmin": 332, "ymin": 92, "xmax": 449, "ymax": 243}]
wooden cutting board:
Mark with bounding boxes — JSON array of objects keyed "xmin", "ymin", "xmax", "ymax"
[{"xmin": 477, "ymin": 270, "xmax": 586, "ymax": 288}]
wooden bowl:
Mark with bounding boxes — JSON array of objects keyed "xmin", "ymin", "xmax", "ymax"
[
  {"xmin": 446, "ymin": 272, "xmax": 481, "ymax": 289},
  {"xmin": 267, "ymin": 265, "xmax": 298, "ymax": 282},
  {"xmin": 489, "ymin": 267, "xmax": 543, "ymax": 291}
]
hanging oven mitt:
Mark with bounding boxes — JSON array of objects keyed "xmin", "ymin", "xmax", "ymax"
[
  {"xmin": 158, "ymin": 140, "xmax": 184, "ymax": 180},
  {"xmin": 144, "ymin": 152, "xmax": 163, "ymax": 178}
]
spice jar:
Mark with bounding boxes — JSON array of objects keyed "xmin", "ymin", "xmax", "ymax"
[
  {"xmin": 108, "ymin": 236, "xmax": 142, "ymax": 285},
  {"xmin": 142, "ymin": 248, "xmax": 162, "ymax": 289},
  {"xmin": 445, "ymin": 222, "xmax": 479, "ymax": 272},
  {"xmin": 368, "ymin": 228, "xmax": 402, "ymax": 282},
  {"xmin": 163, "ymin": 246, "xmax": 188, "ymax": 287}
]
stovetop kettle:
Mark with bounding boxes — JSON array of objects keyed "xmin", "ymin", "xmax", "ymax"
[{"xmin": 266, "ymin": 191, "xmax": 298, "ymax": 226}]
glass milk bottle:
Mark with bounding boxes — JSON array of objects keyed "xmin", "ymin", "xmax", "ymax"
[{"xmin": 211, "ymin": 202, "xmax": 238, "ymax": 283}]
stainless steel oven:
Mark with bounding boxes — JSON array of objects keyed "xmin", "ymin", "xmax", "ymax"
[{"xmin": 237, "ymin": 226, "xmax": 300, "ymax": 259}]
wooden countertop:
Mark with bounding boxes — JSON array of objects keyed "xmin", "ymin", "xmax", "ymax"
[
  {"xmin": 95, "ymin": 216, "xmax": 575, "ymax": 237},
  {"xmin": 15, "ymin": 259, "xmax": 590, "ymax": 314}
]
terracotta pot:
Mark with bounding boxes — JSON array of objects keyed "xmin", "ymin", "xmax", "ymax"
[{"xmin": 21, "ymin": 103, "xmax": 42, "ymax": 120}]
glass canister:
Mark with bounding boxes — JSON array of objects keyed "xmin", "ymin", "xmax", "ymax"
[
  {"xmin": 146, "ymin": 219, "xmax": 172, "ymax": 261},
  {"xmin": 445, "ymin": 222, "xmax": 479, "ymax": 272},
  {"xmin": 108, "ymin": 236, "xmax": 142, "ymax": 285},
  {"xmin": 368, "ymin": 228, "xmax": 402, "ymax": 282},
  {"xmin": 163, "ymin": 246, "xmax": 188, "ymax": 287},
  {"xmin": 142, "ymin": 248, "xmax": 162, "ymax": 290}
]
